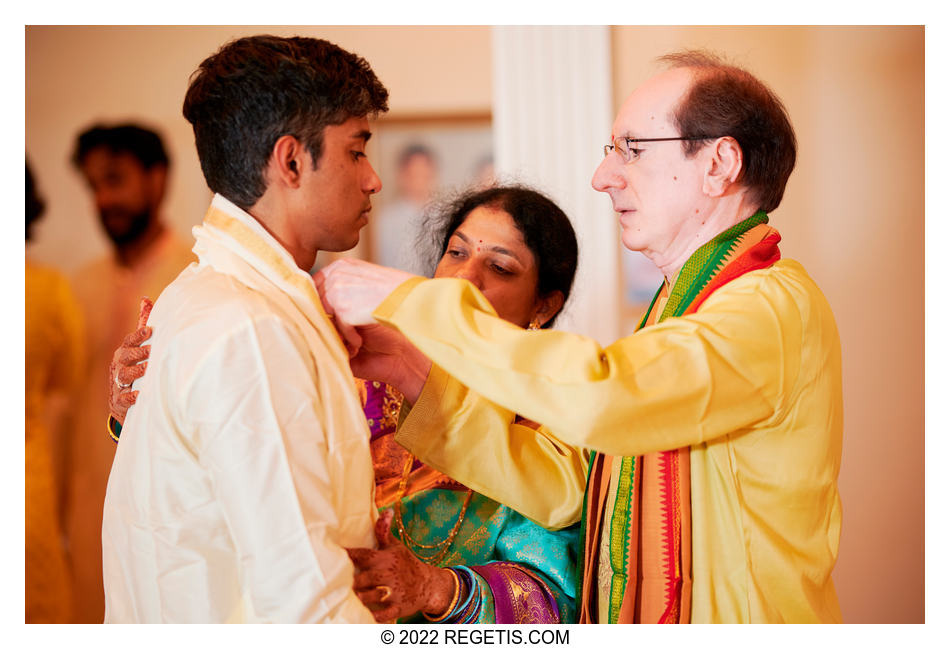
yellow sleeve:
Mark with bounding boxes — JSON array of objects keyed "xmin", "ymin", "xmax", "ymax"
[
  {"xmin": 395, "ymin": 362, "xmax": 590, "ymax": 530},
  {"xmin": 376, "ymin": 270, "xmax": 803, "ymax": 458}
]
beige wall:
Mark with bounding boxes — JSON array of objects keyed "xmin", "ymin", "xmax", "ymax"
[
  {"xmin": 25, "ymin": 25, "xmax": 924, "ymax": 623},
  {"xmin": 613, "ymin": 26, "xmax": 925, "ymax": 623}
]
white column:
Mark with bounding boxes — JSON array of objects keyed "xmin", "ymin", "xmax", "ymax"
[{"xmin": 491, "ymin": 25, "xmax": 620, "ymax": 346}]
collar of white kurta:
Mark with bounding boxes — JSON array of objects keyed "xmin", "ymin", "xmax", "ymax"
[{"xmin": 192, "ymin": 193, "xmax": 360, "ymax": 405}]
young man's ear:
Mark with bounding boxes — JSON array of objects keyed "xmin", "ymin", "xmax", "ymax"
[{"xmin": 268, "ymin": 135, "xmax": 307, "ymax": 188}]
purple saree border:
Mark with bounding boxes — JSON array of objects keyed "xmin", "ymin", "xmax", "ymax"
[{"xmin": 471, "ymin": 562, "xmax": 560, "ymax": 624}]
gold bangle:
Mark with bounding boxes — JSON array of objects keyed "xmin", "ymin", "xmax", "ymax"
[
  {"xmin": 422, "ymin": 568, "xmax": 460, "ymax": 623},
  {"xmin": 107, "ymin": 415, "xmax": 121, "ymax": 443}
]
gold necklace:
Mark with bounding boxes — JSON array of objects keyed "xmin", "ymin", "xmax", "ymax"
[{"xmin": 393, "ymin": 449, "xmax": 473, "ymax": 565}]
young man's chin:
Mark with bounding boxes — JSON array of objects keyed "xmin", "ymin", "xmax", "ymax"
[{"xmin": 326, "ymin": 234, "xmax": 362, "ymax": 254}]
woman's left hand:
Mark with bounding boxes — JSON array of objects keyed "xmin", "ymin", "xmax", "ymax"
[{"xmin": 347, "ymin": 510, "xmax": 457, "ymax": 622}]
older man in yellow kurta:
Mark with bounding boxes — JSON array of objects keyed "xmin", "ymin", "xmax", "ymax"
[{"xmin": 318, "ymin": 51, "xmax": 843, "ymax": 623}]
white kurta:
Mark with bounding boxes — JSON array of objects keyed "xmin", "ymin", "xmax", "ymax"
[{"xmin": 102, "ymin": 195, "xmax": 377, "ymax": 623}]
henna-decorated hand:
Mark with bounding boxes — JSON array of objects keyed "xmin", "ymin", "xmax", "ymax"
[
  {"xmin": 347, "ymin": 510, "xmax": 457, "ymax": 623},
  {"xmin": 108, "ymin": 297, "xmax": 153, "ymax": 425}
]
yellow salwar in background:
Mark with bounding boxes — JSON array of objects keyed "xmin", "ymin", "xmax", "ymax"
[{"xmin": 25, "ymin": 262, "xmax": 85, "ymax": 622}]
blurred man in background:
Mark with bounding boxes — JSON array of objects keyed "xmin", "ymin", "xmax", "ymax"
[{"xmin": 66, "ymin": 124, "xmax": 193, "ymax": 621}]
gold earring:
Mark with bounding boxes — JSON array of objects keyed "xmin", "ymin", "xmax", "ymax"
[{"xmin": 528, "ymin": 318, "xmax": 541, "ymax": 330}]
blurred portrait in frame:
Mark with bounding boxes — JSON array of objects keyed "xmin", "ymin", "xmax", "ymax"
[{"xmin": 365, "ymin": 113, "xmax": 494, "ymax": 274}]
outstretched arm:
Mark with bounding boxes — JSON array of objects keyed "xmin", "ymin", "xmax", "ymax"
[
  {"xmin": 318, "ymin": 259, "xmax": 589, "ymax": 527},
  {"xmin": 319, "ymin": 258, "xmax": 792, "ymax": 457}
]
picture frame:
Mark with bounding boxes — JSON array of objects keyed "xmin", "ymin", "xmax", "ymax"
[{"xmin": 365, "ymin": 112, "xmax": 494, "ymax": 274}]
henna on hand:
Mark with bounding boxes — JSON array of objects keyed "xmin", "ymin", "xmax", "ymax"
[
  {"xmin": 346, "ymin": 510, "xmax": 458, "ymax": 622},
  {"xmin": 108, "ymin": 297, "xmax": 154, "ymax": 424}
]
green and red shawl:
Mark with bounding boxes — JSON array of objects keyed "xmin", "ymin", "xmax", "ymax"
[{"xmin": 577, "ymin": 211, "xmax": 782, "ymax": 624}]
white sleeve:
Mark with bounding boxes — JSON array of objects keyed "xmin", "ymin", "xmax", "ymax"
[{"xmin": 183, "ymin": 313, "xmax": 374, "ymax": 623}]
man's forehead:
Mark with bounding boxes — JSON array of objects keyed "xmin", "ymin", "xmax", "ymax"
[
  {"xmin": 612, "ymin": 68, "xmax": 692, "ymax": 137},
  {"xmin": 339, "ymin": 115, "xmax": 372, "ymax": 139},
  {"xmin": 81, "ymin": 148, "xmax": 143, "ymax": 173}
]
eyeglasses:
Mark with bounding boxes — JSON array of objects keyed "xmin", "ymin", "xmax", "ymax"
[{"xmin": 603, "ymin": 135, "xmax": 723, "ymax": 164}]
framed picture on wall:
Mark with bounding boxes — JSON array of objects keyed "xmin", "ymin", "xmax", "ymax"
[{"xmin": 365, "ymin": 113, "xmax": 494, "ymax": 274}]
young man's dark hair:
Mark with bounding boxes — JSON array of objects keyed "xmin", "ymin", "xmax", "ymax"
[
  {"xmin": 182, "ymin": 35, "xmax": 389, "ymax": 209},
  {"xmin": 72, "ymin": 124, "xmax": 169, "ymax": 170}
]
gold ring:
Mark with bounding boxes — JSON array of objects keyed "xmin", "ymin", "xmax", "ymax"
[{"xmin": 377, "ymin": 585, "xmax": 392, "ymax": 601}]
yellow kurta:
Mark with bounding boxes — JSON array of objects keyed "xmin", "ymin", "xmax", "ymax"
[
  {"xmin": 25, "ymin": 262, "xmax": 85, "ymax": 622},
  {"xmin": 385, "ymin": 258, "xmax": 843, "ymax": 623}
]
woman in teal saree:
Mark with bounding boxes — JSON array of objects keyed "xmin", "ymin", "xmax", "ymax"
[{"xmin": 347, "ymin": 185, "xmax": 580, "ymax": 623}]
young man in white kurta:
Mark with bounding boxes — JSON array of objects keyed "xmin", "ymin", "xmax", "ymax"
[
  {"xmin": 102, "ymin": 195, "xmax": 378, "ymax": 622},
  {"xmin": 101, "ymin": 35, "xmax": 389, "ymax": 623}
]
